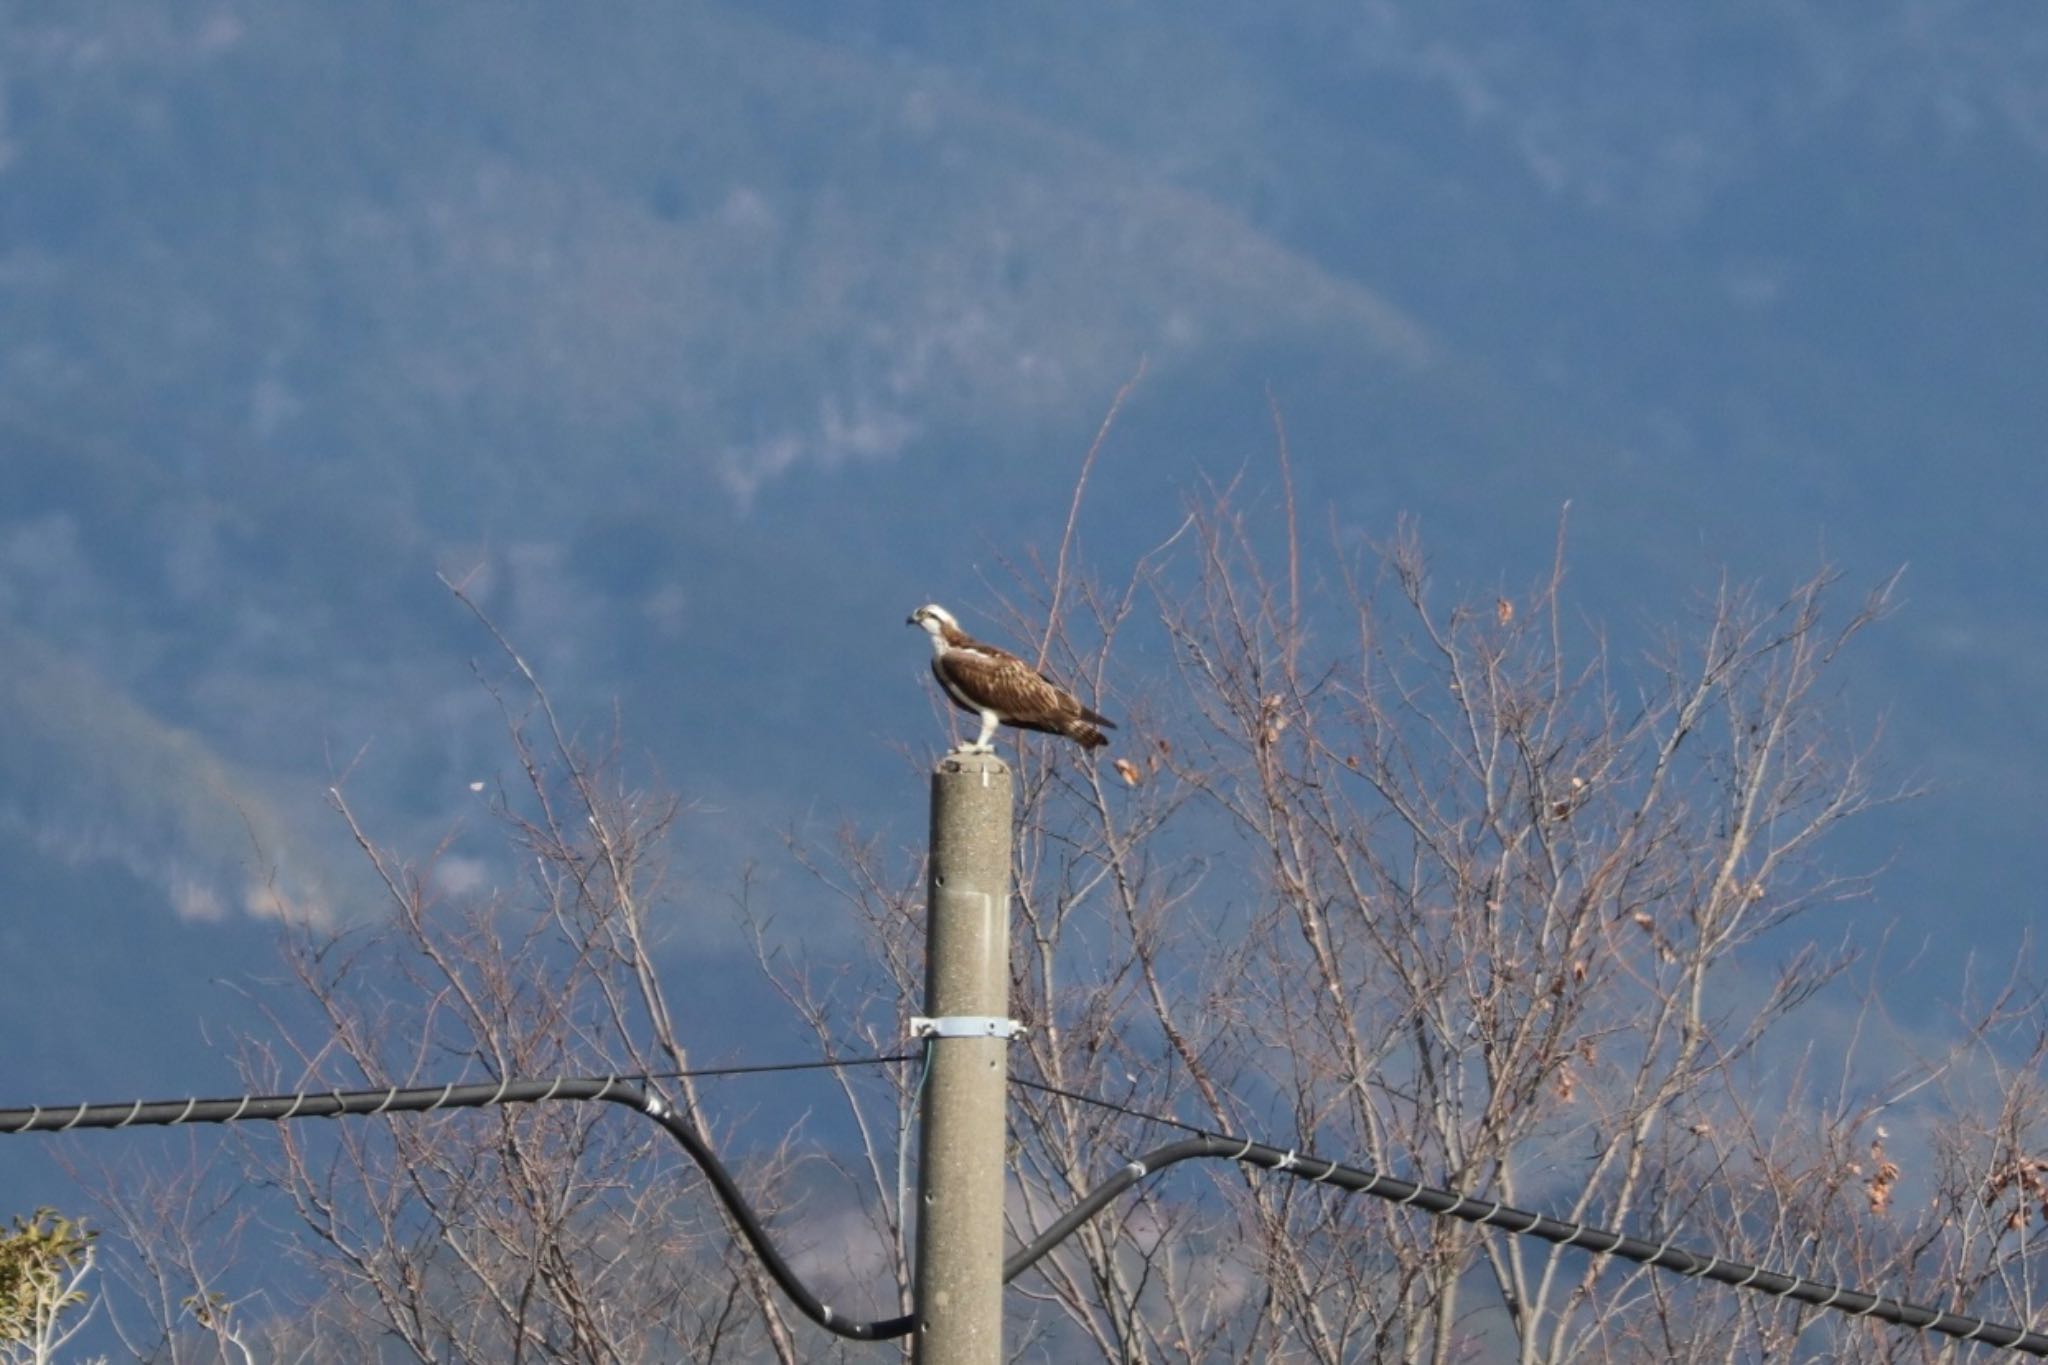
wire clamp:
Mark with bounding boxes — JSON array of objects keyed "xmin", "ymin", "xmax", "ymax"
[{"xmin": 910, "ymin": 1015, "xmax": 1026, "ymax": 1041}]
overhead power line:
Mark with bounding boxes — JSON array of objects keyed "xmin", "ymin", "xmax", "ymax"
[
  {"xmin": 1010, "ymin": 1133, "xmax": 2048, "ymax": 1356},
  {"xmin": 1007, "ymin": 1077, "xmax": 2048, "ymax": 1354},
  {"xmin": 0, "ymin": 1072, "xmax": 920, "ymax": 1341},
  {"xmin": 5, "ymin": 1070, "xmax": 2045, "ymax": 1354},
  {"xmin": 1010, "ymin": 1074, "xmax": 1210, "ymax": 1136},
  {"xmin": 644, "ymin": 1053, "xmax": 913, "ymax": 1081}
]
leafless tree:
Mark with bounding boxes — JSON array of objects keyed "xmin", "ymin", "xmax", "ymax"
[
  {"xmin": 772, "ymin": 455, "xmax": 2048, "ymax": 1364},
  {"xmin": 73, "ymin": 445, "xmax": 2048, "ymax": 1362},
  {"xmin": 86, "ymin": 584, "xmax": 849, "ymax": 1363}
]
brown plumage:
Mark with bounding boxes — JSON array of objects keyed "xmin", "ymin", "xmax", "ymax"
[{"xmin": 907, "ymin": 603, "xmax": 1115, "ymax": 752}]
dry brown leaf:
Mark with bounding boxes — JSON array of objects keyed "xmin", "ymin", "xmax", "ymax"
[{"xmin": 1864, "ymin": 1136, "xmax": 1901, "ymax": 1215}]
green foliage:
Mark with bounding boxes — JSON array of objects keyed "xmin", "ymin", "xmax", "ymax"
[{"xmin": 0, "ymin": 1210, "xmax": 97, "ymax": 1348}]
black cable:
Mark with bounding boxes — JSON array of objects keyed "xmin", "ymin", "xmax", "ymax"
[
  {"xmin": 1009, "ymin": 1074, "xmax": 1209, "ymax": 1136},
  {"xmin": 998, "ymin": 1136, "xmax": 2048, "ymax": 1356},
  {"xmin": 8, "ymin": 1073, "xmax": 2044, "ymax": 1353},
  {"xmin": 0, "ymin": 1074, "xmax": 918, "ymax": 1342},
  {"xmin": 644, "ymin": 1053, "xmax": 914, "ymax": 1082},
  {"xmin": 1006, "ymin": 1077, "xmax": 2048, "ymax": 1352}
]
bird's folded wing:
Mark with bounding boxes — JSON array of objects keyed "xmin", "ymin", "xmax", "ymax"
[{"xmin": 940, "ymin": 648, "xmax": 1076, "ymax": 723}]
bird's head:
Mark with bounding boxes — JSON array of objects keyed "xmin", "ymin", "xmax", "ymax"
[{"xmin": 906, "ymin": 603, "xmax": 958, "ymax": 637}]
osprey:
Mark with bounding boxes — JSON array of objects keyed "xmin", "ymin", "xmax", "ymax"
[{"xmin": 907, "ymin": 604, "xmax": 1115, "ymax": 753}]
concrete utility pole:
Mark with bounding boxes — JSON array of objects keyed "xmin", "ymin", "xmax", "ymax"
[{"xmin": 912, "ymin": 749, "xmax": 1015, "ymax": 1365}]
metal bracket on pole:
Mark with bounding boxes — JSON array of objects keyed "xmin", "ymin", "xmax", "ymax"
[{"xmin": 910, "ymin": 1016, "xmax": 1026, "ymax": 1041}]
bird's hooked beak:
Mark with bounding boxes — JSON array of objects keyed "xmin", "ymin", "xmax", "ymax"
[{"xmin": 905, "ymin": 611, "xmax": 920, "ymax": 626}]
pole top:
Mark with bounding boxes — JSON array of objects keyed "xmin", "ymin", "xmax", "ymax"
[{"xmin": 933, "ymin": 749, "xmax": 1011, "ymax": 779}]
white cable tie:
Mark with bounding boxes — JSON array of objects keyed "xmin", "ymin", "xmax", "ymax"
[
  {"xmin": 61, "ymin": 1104, "xmax": 87, "ymax": 1132},
  {"xmin": 1231, "ymin": 1137, "xmax": 1255, "ymax": 1162},
  {"xmin": 489, "ymin": 1077, "xmax": 511, "ymax": 1107},
  {"xmin": 1397, "ymin": 1180, "xmax": 1428, "ymax": 1207},
  {"xmin": 116, "ymin": 1100, "xmax": 144, "ymax": 1129},
  {"xmin": 822, "ymin": 1305, "xmax": 835, "ymax": 1325},
  {"xmin": 1689, "ymin": 1254, "xmax": 1719, "ymax": 1279},
  {"xmin": 1311, "ymin": 1158, "xmax": 1339, "ymax": 1184},
  {"xmin": 176, "ymin": 1098, "xmax": 199, "ymax": 1124},
  {"xmin": 1273, "ymin": 1148, "xmax": 1297, "ymax": 1172},
  {"xmin": 1124, "ymin": 1160, "xmax": 1148, "ymax": 1180},
  {"xmin": 645, "ymin": 1092, "xmax": 670, "ymax": 1119},
  {"xmin": 1732, "ymin": 1262, "xmax": 1764, "ymax": 1289},
  {"xmin": 909, "ymin": 1015, "xmax": 1026, "ymax": 1040}
]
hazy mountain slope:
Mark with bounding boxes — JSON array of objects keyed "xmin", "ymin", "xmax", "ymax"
[
  {"xmin": 0, "ymin": 1, "xmax": 2042, "ymax": 1135},
  {"xmin": 0, "ymin": 4, "xmax": 1440, "ymax": 519},
  {"xmin": 0, "ymin": 623, "xmax": 330, "ymax": 919},
  {"xmin": 2, "ymin": 11, "xmax": 2047, "ymax": 1356},
  {"xmin": 0, "ymin": 2, "xmax": 1554, "ymax": 938}
]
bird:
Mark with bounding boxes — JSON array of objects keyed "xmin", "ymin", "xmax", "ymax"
[{"xmin": 907, "ymin": 604, "xmax": 1115, "ymax": 753}]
